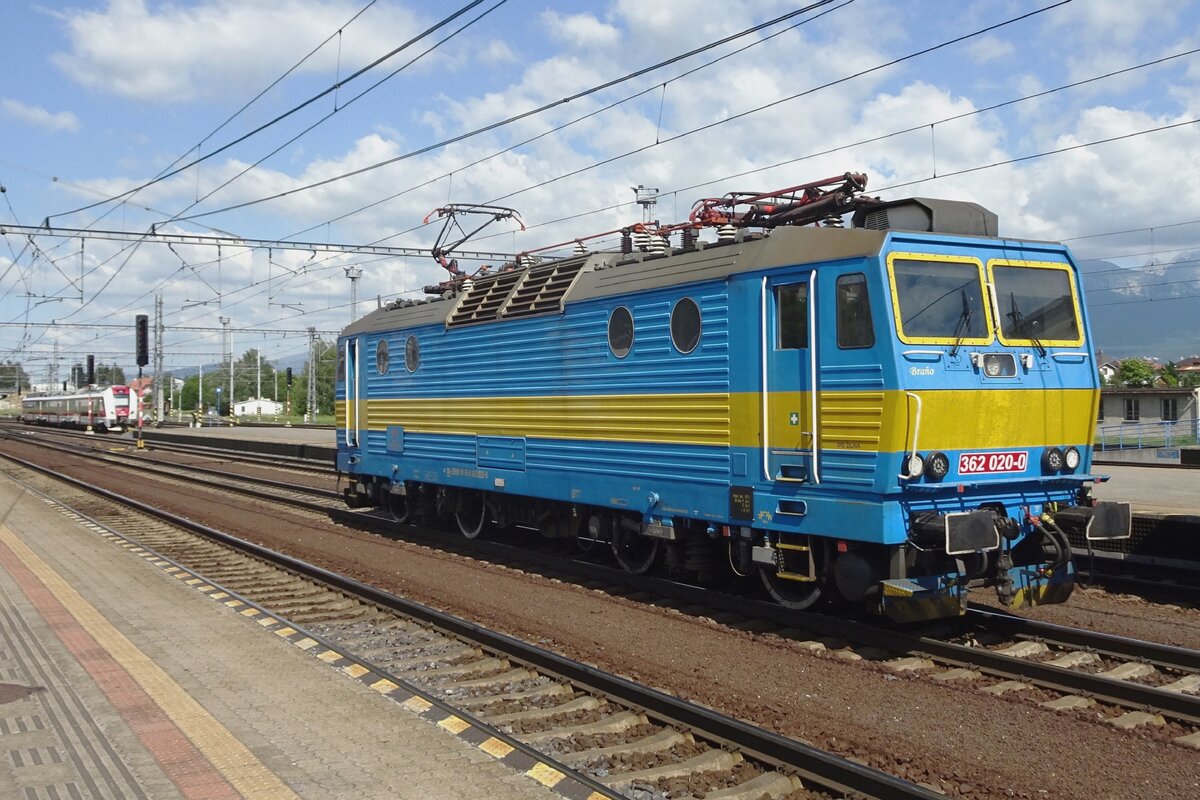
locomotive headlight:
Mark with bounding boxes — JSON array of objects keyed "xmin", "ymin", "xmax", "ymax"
[
  {"xmin": 1064, "ymin": 446, "xmax": 1081, "ymax": 471},
  {"xmin": 927, "ymin": 452, "xmax": 951, "ymax": 480},
  {"xmin": 981, "ymin": 353, "xmax": 1016, "ymax": 378},
  {"xmin": 1042, "ymin": 447, "xmax": 1064, "ymax": 473},
  {"xmin": 906, "ymin": 453, "xmax": 926, "ymax": 478}
]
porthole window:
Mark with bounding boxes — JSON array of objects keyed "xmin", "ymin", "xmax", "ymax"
[
  {"xmin": 375, "ymin": 339, "xmax": 390, "ymax": 375},
  {"xmin": 670, "ymin": 297, "xmax": 701, "ymax": 354},
  {"xmin": 608, "ymin": 306, "xmax": 634, "ymax": 358},
  {"xmin": 405, "ymin": 335, "xmax": 420, "ymax": 372}
]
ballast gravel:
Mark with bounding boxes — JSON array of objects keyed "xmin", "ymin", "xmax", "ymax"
[{"xmin": 7, "ymin": 440, "xmax": 1199, "ymax": 800}]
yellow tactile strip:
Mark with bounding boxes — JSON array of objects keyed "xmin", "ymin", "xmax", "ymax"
[
  {"xmin": 0, "ymin": 518, "xmax": 299, "ymax": 800},
  {"xmin": 38, "ymin": 494, "xmax": 616, "ymax": 800}
]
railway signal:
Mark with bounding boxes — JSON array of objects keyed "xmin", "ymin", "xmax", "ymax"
[
  {"xmin": 86, "ymin": 354, "xmax": 95, "ymax": 386},
  {"xmin": 134, "ymin": 314, "xmax": 148, "ymax": 448},
  {"xmin": 135, "ymin": 314, "xmax": 149, "ymax": 367}
]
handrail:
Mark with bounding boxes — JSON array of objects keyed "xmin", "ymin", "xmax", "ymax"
[
  {"xmin": 809, "ymin": 271, "xmax": 820, "ymax": 484},
  {"xmin": 760, "ymin": 276, "xmax": 771, "ymax": 482},
  {"xmin": 898, "ymin": 391, "xmax": 923, "ymax": 479}
]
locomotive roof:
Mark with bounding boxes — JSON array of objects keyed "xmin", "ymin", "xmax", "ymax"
[{"xmin": 343, "ymin": 226, "xmax": 891, "ymax": 337}]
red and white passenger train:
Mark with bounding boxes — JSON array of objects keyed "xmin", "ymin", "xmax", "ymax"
[{"xmin": 20, "ymin": 385, "xmax": 132, "ymax": 432}]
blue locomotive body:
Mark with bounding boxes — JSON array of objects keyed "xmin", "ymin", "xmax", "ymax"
[{"xmin": 336, "ymin": 195, "xmax": 1129, "ymax": 621}]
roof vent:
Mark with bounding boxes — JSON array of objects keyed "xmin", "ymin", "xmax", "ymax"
[{"xmin": 852, "ymin": 197, "xmax": 998, "ymax": 236}]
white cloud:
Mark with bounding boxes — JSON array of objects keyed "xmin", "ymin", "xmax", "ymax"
[
  {"xmin": 1, "ymin": 98, "xmax": 80, "ymax": 132},
  {"xmin": 479, "ymin": 40, "xmax": 517, "ymax": 65},
  {"xmin": 541, "ymin": 11, "xmax": 620, "ymax": 49},
  {"xmin": 964, "ymin": 35, "xmax": 1014, "ymax": 64},
  {"xmin": 50, "ymin": 0, "xmax": 428, "ymax": 103}
]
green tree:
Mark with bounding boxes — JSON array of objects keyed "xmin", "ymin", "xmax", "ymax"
[
  {"xmin": 1117, "ymin": 358, "xmax": 1155, "ymax": 387},
  {"xmin": 178, "ymin": 369, "xmax": 225, "ymax": 415},
  {"xmin": 1181, "ymin": 371, "xmax": 1200, "ymax": 388},
  {"xmin": 293, "ymin": 339, "xmax": 336, "ymax": 417},
  {"xmin": 1, "ymin": 360, "xmax": 32, "ymax": 392},
  {"xmin": 96, "ymin": 364, "xmax": 126, "ymax": 385},
  {"xmin": 1160, "ymin": 361, "xmax": 1180, "ymax": 387}
]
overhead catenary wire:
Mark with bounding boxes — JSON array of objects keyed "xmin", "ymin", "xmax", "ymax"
[
  {"xmin": 49, "ymin": 0, "xmax": 493, "ymax": 223},
  {"xmin": 32, "ymin": 0, "xmax": 850, "ymax": 338}
]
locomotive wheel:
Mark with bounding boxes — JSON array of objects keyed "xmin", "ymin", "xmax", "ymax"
[
  {"xmin": 760, "ymin": 569, "xmax": 823, "ymax": 611},
  {"xmin": 454, "ymin": 491, "xmax": 489, "ymax": 539},
  {"xmin": 386, "ymin": 491, "xmax": 411, "ymax": 524},
  {"xmin": 612, "ymin": 528, "xmax": 660, "ymax": 574}
]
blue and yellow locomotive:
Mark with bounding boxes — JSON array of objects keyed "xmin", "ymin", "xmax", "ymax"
[{"xmin": 336, "ymin": 174, "xmax": 1130, "ymax": 622}]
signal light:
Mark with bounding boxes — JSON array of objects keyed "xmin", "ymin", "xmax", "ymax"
[
  {"xmin": 286, "ymin": 367, "xmax": 293, "ymax": 386},
  {"xmin": 135, "ymin": 314, "xmax": 149, "ymax": 367},
  {"xmin": 86, "ymin": 354, "xmax": 95, "ymax": 385},
  {"xmin": 1064, "ymin": 446, "xmax": 1081, "ymax": 471}
]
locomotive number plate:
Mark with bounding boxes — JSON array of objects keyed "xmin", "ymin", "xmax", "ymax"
[{"xmin": 957, "ymin": 451, "xmax": 1028, "ymax": 474}]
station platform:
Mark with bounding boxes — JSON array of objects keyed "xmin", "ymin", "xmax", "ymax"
[{"xmin": 0, "ymin": 473, "xmax": 562, "ymax": 800}]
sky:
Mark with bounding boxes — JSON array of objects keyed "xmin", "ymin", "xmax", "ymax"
[{"xmin": 2, "ymin": 0, "xmax": 1200, "ymax": 386}]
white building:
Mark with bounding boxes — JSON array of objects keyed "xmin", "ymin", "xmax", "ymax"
[{"xmin": 233, "ymin": 397, "xmax": 283, "ymax": 417}]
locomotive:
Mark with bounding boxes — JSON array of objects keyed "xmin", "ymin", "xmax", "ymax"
[{"xmin": 335, "ymin": 174, "xmax": 1130, "ymax": 622}]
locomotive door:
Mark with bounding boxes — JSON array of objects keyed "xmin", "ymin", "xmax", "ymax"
[
  {"xmin": 344, "ymin": 338, "xmax": 365, "ymax": 448},
  {"xmin": 763, "ymin": 271, "xmax": 819, "ymax": 483}
]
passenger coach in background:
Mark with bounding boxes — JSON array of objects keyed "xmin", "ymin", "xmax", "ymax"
[
  {"xmin": 336, "ymin": 173, "xmax": 1131, "ymax": 622},
  {"xmin": 20, "ymin": 385, "xmax": 131, "ymax": 432}
]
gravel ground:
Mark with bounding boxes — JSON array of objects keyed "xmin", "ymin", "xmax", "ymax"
[{"xmin": 7, "ymin": 440, "xmax": 1200, "ymax": 800}]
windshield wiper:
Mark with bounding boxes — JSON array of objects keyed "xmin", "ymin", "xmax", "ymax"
[
  {"xmin": 949, "ymin": 288, "xmax": 973, "ymax": 357},
  {"xmin": 1007, "ymin": 292, "xmax": 1046, "ymax": 357}
]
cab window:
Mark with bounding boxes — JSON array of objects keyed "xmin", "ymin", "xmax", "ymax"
[
  {"xmin": 836, "ymin": 273, "xmax": 874, "ymax": 349},
  {"xmin": 991, "ymin": 262, "xmax": 1081, "ymax": 344},
  {"xmin": 776, "ymin": 284, "xmax": 808, "ymax": 349},
  {"xmin": 890, "ymin": 257, "xmax": 988, "ymax": 341}
]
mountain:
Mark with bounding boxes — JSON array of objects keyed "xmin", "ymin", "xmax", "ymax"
[{"xmin": 1079, "ymin": 253, "xmax": 1200, "ymax": 361}]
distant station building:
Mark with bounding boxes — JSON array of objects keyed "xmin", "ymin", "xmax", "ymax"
[
  {"xmin": 1095, "ymin": 386, "xmax": 1200, "ymax": 462},
  {"xmin": 233, "ymin": 397, "xmax": 283, "ymax": 417}
]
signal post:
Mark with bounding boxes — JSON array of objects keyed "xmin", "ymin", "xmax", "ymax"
[{"xmin": 135, "ymin": 315, "xmax": 148, "ymax": 448}]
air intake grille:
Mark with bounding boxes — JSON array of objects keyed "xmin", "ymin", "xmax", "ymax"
[
  {"xmin": 502, "ymin": 257, "xmax": 588, "ymax": 318},
  {"xmin": 447, "ymin": 270, "xmax": 523, "ymax": 326},
  {"xmin": 446, "ymin": 254, "xmax": 590, "ymax": 328}
]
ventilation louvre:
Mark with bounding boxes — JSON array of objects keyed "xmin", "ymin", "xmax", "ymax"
[{"xmin": 446, "ymin": 255, "xmax": 590, "ymax": 328}]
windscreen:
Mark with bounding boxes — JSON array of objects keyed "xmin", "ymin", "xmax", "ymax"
[
  {"xmin": 992, "ymin": 264, "xmax": 1080, "ymax": 342},
  {"xmin": 891, "ymin": 259, "xmax": 988, "ymax": 340}
]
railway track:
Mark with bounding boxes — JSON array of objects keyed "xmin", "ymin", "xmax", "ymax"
[
  {"xmin": 0, "ymin": 421, "xmax": 330, "ymax": 474},
  {"xmin": 4, "ymin": 436, "xmax": 1200, "ymax": 743},
  {"xmin": 0, "ymin": 450, "xmax": 939, "ymax": 800}
]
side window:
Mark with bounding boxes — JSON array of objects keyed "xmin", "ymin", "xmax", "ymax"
[
  {"xmin": 1163, "ymin": 398, "xmax": 1178, "ymax": 421},
  {"xmin": 836, "ymin": 273, "xmax": 874, "ymax": 349},
  {"xmin": 775, "ymin": 284, "xmax": 808, "ymax": 349},
  {"xmin": 670, "ymin": 297, "xmax": 702, "ymax": 354},
  {"xmin": 376, "ymin": 338, "xmax": 390, "ymax": 375},
  {"xmin": 1124, "ymin": 398, "xmax": 1139, "ymax": 421},
  {"xmin": 405, "ymin": 335, "xmax": 420, "ymax": 372},
  {"xmin": 608, "ymin": 306, "xmax": 634, "ymax": 358}
]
